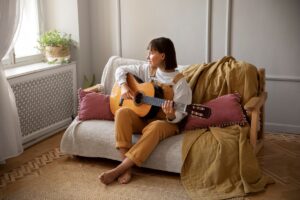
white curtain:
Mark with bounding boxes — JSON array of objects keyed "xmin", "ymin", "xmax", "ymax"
[{"xmin": 0, "ymin": 0, "xmax": 23, "ymax": 163}]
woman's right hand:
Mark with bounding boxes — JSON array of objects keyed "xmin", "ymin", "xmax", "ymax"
[{"xmin": 120, "ymin": 83, "xmax": 134, "ymax": 99}]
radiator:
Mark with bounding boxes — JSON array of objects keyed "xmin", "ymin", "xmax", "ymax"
[{"xmin": 7, "ymin": 63, "xmax": 76, "ymax": 147}]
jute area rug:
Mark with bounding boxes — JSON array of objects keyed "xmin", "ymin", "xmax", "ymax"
[{"xmin": 0, "ymin": 148, "xmax": 189, "ymax": 200}]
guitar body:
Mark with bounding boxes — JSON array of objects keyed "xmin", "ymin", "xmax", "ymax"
[
  {"xmin": 110, "ymin": 74, "xmax": 157, "ymax": 117},
  {"xmin": 110, "ymin": 73, "xmax": 212, "ymax": 119}
]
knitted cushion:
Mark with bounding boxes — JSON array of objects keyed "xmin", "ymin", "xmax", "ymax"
[
  {"xmin": 78, "ymin": 89, "xmax": 114, "ymax": 121},
  {"xmin": 183, "ymin": 93, "xmax": 248, "ymax": 130}
]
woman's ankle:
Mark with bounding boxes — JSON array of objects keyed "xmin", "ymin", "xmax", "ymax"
[{"xmin": 119, "ymin": 148, "xmax": 129, "ymax": 160}]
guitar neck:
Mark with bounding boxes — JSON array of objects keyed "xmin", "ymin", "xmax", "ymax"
[{"xmin": 142, "ymin": 96, "xmax": 186, "ymax": 113}]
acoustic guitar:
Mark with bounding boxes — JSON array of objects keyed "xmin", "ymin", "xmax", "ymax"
[{"xmin": 110, "ymin": 73, "xmax": 211, "ymax": 119}]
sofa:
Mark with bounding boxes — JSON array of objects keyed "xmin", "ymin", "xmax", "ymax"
[{"xmin": 60, "ymin": 55, "xmax": 267, "ymax": 174}]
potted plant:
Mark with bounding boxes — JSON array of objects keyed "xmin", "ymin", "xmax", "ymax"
[{"xmin": 37, "ymin": 30, "xmax": 73, "ymax": 64}]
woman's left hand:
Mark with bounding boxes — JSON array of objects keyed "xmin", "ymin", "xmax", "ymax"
[{"xmin": 162, "ymin": 100, "xmax": 176, "ymax": 121}]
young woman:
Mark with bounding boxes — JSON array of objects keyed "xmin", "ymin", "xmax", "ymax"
[{"xmin": 99, "ymin": 37, "xmax": 192, "ymax": 185}]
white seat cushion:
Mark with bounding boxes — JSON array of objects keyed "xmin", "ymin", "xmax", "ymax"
[{"xmin": 60, "ymin": 117, "xmax": 183, "ymax": 173}]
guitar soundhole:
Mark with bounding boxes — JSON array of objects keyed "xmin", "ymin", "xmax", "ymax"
[{"xmin": 134, "ymin": 92, "xmax": 143, "ymax": 105}]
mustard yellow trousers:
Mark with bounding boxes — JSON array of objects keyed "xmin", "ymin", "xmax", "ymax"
[{"xmin": 115, "ymin": 107, "xmax": 179, "ymax": 166}]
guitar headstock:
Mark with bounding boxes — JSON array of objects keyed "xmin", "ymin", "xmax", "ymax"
[{"xmin": 186, "ymin": 104, "xmax": 211, "ymax": 118}]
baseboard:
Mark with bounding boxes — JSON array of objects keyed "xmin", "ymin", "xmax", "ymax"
[
  {"xmin": 265, "ymin": 122, "xmax": 300, "ymax": 134},
  {"xmin": 22, "ymin": 119, "xmax": 71, "ymax": 148}
]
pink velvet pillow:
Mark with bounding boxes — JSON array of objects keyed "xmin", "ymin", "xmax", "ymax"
[
  {"xmin": 183, "ymin": 93, "xmax": 248, "ymax": 130},
  {"xmin": 78, "ymin": 89, "xmax": 114, "ymax": 121}
]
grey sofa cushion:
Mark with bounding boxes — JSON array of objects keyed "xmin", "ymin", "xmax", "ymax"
[{"xmin": 60, "ymin": 117, "xmax": 183, "ymax": 173}]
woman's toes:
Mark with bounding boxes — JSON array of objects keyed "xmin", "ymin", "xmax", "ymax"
[
  {"xmin": 99, "ymin": 171, "xmax": 116, "ymax": 185},
  {"xmin": 118, "ymin": 171, "xmax": 132, "ymax": 184}
]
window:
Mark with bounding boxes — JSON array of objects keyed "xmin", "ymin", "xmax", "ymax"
[{"xmin": 3, "ymin": 0, "xmax": 43, "ymax": 68}]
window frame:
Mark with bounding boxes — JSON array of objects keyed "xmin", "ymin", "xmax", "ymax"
[{"xmin": 2, "ymin": 0, "xmax": 44, "ymax": 69}]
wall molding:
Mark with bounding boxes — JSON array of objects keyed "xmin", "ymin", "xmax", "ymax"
[
  {"xmin": 266, "ymin": 122, "xmax": 300, "ymax": 134},
  {"xmin": 266, "ymin": 75, "xmax": 300, "ymax": 82},
  {"xmin": 225, "ymin": 0, "xmax": 232, "ymax": 56},
  {"xmin": 205, "ymin": 0, "xmax": 212, "ymax": 63},
  {"xmin": 117, "ymin": 0, "xmax": 122, "ymax": 57}
]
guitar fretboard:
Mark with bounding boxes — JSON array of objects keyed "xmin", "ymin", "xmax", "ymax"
[{"xmin": 142, "ymin": 96, "xmax": 186, "ymax": 113}]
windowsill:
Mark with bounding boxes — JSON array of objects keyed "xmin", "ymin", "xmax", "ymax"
[{"xmin": 5, "ymin": 61, "xmax": 76, "ymax": 79}]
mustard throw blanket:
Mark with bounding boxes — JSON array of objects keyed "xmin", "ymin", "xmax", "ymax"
[{"xmin": 181, "ymin": 56, "xmax": 273, "ymax": 200}]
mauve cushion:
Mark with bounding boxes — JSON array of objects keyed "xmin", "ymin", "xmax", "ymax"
[
  {"xmin": 78, "ymin": 89, "xmax": 114, "ymax": 121},
  {"xmin": 183, "ymin": 93, "xmax": 248, "ymax": 130}
]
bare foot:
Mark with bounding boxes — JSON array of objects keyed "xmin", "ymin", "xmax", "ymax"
[
  {"xmin": 118, "ymin": 169, "xmax": 132, "ymax": 184},
  {"xmin": 99, "ymin": 158, "xmax": 135, "ymax": 185},
  {"xmin": 98, "ymin": 170, "xmax": 119, "ymax": 185}
]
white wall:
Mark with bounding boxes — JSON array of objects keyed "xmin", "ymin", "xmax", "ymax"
[
  {"xmin": 229, "ymin": 0, "xmax": 300, "ymax": 133},
  {"xmin": 88, "ymin": 0, "xmax": 300, "ymax": 134},
  {"xmin": 77, "ymin": 0, "xmax": 92, "ymax": 87},
  {"xmin": 45, "ymin": 0, "xmax": 300, "ymax": 134},
  {"xmin": 43, "ymin": 0, "xmax": 92, "ymax": 88},
  {"xmin": 231, "ymin": 0, "xmax": 300, "ymax": 76},
  {"xmin": 89, "ymin": 0, "xmax": 120, "ymax": 82},
  {"xmin": 120, "ymin": 0, "xmax": 207, "ymax": 64}
]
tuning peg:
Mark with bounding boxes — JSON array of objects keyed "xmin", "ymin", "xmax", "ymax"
[{"xmin": 192, "ymin": 111, "xmax": 203, "ymax": 117}]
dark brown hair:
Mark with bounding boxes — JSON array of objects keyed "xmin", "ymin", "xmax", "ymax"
[{"xmin": 147, "ymin": 37, "xmax": 177, "ymax": 70}]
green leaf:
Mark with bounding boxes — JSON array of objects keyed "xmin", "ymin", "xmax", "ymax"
[
  {"xmin": 37, "ymin": 30, "xmax": 73, "ymax": 50},
  {"xmin": 82, "ymin": 74, "xmax": 96, "ymax": 89}
]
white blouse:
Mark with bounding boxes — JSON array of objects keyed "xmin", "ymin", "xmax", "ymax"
[{"xmin": 115, "ymin": 63, "xmax": 192, "ymax": 123}]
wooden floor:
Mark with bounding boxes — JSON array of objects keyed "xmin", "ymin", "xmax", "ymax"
[
  {"xmin": 0, "ymin": 130, "xmax": 65, "ymax": 175},
  {"xmin": 247, "ymin": 133, "xmax": 300, "ymax": 200},
  {"xmin": 1, "ymin": 131, "xmax": 300, "ymax": 199}
]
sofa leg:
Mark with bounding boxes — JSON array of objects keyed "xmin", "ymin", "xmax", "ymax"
[
  {"xmin": 255, "ymin": 140, "xmax": 264, "ymax": 154},
  {"xmin": 250, "ymin": 110, "xmax": 259, "ymax": 151}
]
